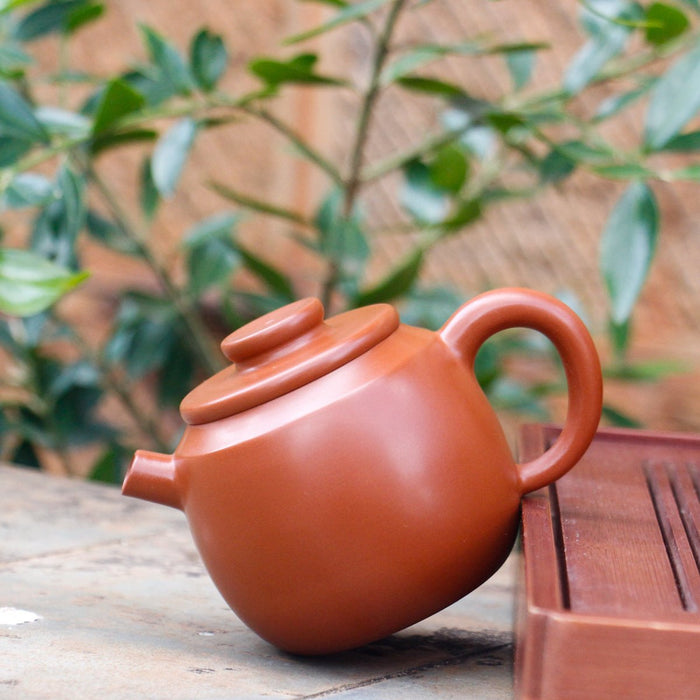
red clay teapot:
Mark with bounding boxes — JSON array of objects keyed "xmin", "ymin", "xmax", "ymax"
[{"xmin": 123, "ymin": 288, "xmax": 602, "ymax": 654}]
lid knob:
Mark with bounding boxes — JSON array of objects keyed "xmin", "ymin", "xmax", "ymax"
[{"xmin": 221, "ymin": 297, "xmax": 324, "ymax": 364}]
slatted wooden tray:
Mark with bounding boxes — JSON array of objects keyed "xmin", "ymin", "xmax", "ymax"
[{"xmin": 515, "ymin": 425, "xmax": 700, "ymax": 700}]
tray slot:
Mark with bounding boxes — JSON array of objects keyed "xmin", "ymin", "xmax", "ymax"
[
  {"xmin": 670, "ymin": 462, "xmax": 700, "ymax": 580},
  {"xmin": 643, "ymin": 462, "xmax": 699, "ymax": 612},
  {"xmin": 555, "ymin": 440, "xmax": 685, "ymax": 617},
  {"xmin": 547, "ymin": 483, "xmax": 571, "ymax": 610}
]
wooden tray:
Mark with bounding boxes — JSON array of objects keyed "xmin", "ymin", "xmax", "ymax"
[{"xmin": 515, "ymin": 425, "xmax": 700, "ymax": 700}]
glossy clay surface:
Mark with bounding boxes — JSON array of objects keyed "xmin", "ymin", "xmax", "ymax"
[{"xmin": 123, "ymin": 288, "xmax": 603, "ymax": 654}]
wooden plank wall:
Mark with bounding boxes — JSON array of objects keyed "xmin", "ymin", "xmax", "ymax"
[{"xmin": 10, "ymin": 0, "xmax": 699, "ymax": 434}]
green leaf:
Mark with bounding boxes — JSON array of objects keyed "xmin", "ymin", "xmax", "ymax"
[
  {"xmin": 539, "ymin": 149, "xmax": 576, "ymax": 184},
  {"xmin": 0, "ymin": 248, "xmax": 88, "ymax": 316},
  {"xmin": 91, "ymin": 78, "xmax": 145, "ymax": 135},
  {"xmin": 140, "ymin": 24, "xmax": 194, "ymax": 96},
  {"xmin": 190, "ymin": 28, "xmax": 227, "ymax": 92},
  {"xmin": 49, "ymin": 361, "xmax": 113, "ymax": 446},
  {"xmin": 380, "ymin": 42, "xmax": 480, "ymax": 85},
  {"xmin": 594, "ymin": 81, "xmax": 654, "ymax": 121},
  {"xmin": 608, "ymin": 316, "xmax": 631, "ymax": 358},
  {"xmin": 0, "ymin": 42, "xmax": 32, "ymax": 77},
  {"xmin": 30, "ymin": 202, "xmax": 73, "ymax": 268},
  {"xmin": 27, "ymin": 165, "xmax": 85, "ymax": 270},
  {"xmin": 140, "ymin": 156, "xmax": 160, "ymax": 220},
  {"xmin": 669, "ymin": 163, "xmax": 700, "ymax": 179},
  {"xmin": 457, "ymin": 124, "xmax": 497, "ymax": 160},
  {"xmin": 314, "ymin": 189, "xmax": 369, "ymax": 289},
  {"xmin": 66, "ymin": 1, "xmax": 103, "ymax": 33},
  {"xmin": 645, "ymin": 2, "xmax": 689, "ymax": 45},
  {"xmin": 118, "ymin": 67, "xmax": 175, "ymax": 107},
  {"xmin": 183, "ymin": 211, "xmax": 240, "ymax": 248},
  {"xmin": 35, "ymin": 106, "xmax": 90, "ymax": 137},
  {"xmin": 601, "ymin": 404, "xmax": 643, "ymax": 428},
  {"xmin": 90, "ymin": 444, "xmax": 128, "ymax": 484},
  {"xmin": 57, "ymin": 163, "xmax": 86, "ymax": 241},
  {"xmin": 599, "ymin": 182, "xmax": 658, "ymax": 324},
  {"xmin": 441, "ymin": 197, "xmax": 482, "ymax": 232},
  {"xmin": 249, "ymin": 53, "xmax": 345, "ymax": 87},
  {"xmin": 157, "ymin": 333, "xmax": 196, "ymax": 407},
  {"xmin": 592, "ymin": 163, "xmax": 654, "ymax": 179},
  {"xmin": 354, "ymin": 248, "xmax": 424, "ymax": 306},
  {"xmin": 0, "ymin": 136, "xmax": 31, "ymax": 166},
  {"xmin": 662, "ymin": 129, "xmax": 700, "ymax": 151},
  {"xmin": 285, "ymin": 0, "xmax": 392, "ymax": 44},
  {"xmin": 186, "ymin": 235, "xmax": 239, "ymax": 296},
  {"xmin": 506, "ymin": 49, "xmax": 536, "ymax": 90},
  {"xmin": 579, "ymin": 0, "xmax": 638, "ymax": 35},
  {"xmin": 12, "ymin": 0, "xmax": 85, "ymax": 41},
  {"xmin": 429, "ymin": 145, "xmax": 468, "ymax": 192},
  {"xmin": 209, "ymin": 180, "xmax": 307, "ymax": 224},
  {"xmin": 605, "ymin": 358, "xmax": 687, "ymax": 381},
  {"xmin": 395, "ymin": 75, "xmax": 465, "ymax": 98},
  {"xmin": 85, "ymin": 210, "xmax": 139, "ymax": 255},
  {"xmin": 564, "ymin": 36, "xmax": 625, "ymax": 94},
  {"xmin": 398, "ymin": 285, "xmax": 464, "ymax": 330},
  {"xmin": 644, "ymin": 44, "xmax": 700, "ymax": 150},
  {"xmin": 400, "ymin": 160, "xmax": 450, "ymax": 224},
  {"xmin": 105, "ymin": 293, "xmax": 178, "ymax": 378},
  {"xmin": 10, "ymin": 440, "xmax": 41, "ymax": 469},
  {"xmin": 381, "ymin": 47, "xmax": 449, "ymax": 85},
  {"xmin": 0, "ymin": 81, "xmax": 49, "ymax": 143},
  {"xmin": 151, "ymin": 118, "xmax": 197, "ymax": 197},
  {"xmin": 555, "ymin": 140, "xmax": 614, "ymax": 164},
  {"xmin": 0, "ymin": 0, "xmax": 41, "ymax": 14},
  {"xmin": 235, "ymin": 244, "xmax": 295, "ymax": 300},
  {"xmin": 91, "ymin": 128, "xmax": 157, "ymax": 155},
  {"xmin": 564, "ymin": 0, "xmax": 637, "ymax": 93},
  {"xmin": 3, "ymin": 172, "xmax": 53, "ymax": 208},
  {"xmin": 486, "ymin": 111, "xmax": 525, "ymax": 133},
  {"xmin": 183, "ymin": 213, "xmax": 241, "ymax": 295}
]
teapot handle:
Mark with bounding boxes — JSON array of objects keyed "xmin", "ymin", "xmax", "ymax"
[{"xmin": 440, "ymin": 288, "xmax": 602, "ymax": 495}]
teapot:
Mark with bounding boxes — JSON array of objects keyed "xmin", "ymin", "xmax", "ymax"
[{"xmin": 123, "ymin": 288, "xmax": 602, "ymax": 654}]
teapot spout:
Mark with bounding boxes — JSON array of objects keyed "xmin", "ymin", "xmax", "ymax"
[{"xmin": 122, "ymin": 450, "xmax": 181, "ymax": 510}]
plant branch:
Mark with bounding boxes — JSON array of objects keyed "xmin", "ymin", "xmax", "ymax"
[
  {"xmin": 321, "ymin": 0, "xmax": 409, "ymax": 309},
  {"xmin": 239, "ymin": 104, "xmax": 344, "ymax": 186},
  {"xmin": 85, "ymin": 164, "xmax": 224, "ymax": 375},
  {"xmin": 513, "ymin": 28, "xmax": 700, "ymax": 114},
  {"xmin": 60, "ymin": 318, "xmax": 172, "ymax": 453},
  {"xmin": 209, "ymin": 180, "xmax": 312, "ymax": 226},
  {"xmin": 343, "ymin": 0, "xmax": 408, "ymax": 217},
  {"xmin": 362, "ymin": 125, "xmax": 468, "ymax": 183}
]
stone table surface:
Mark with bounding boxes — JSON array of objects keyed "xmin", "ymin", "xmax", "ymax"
[{"xmin": 0, "ymin": 464, "xmax": 516, "ymax": 699}]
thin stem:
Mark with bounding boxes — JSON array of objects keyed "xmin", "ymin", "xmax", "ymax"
[
  {"xmin": 513, "ymin": 28, "xmax": 700, "ymax": 114},
  {"xmin": 343, "ymin": 0, "xmax": 408, "ymax": 217},
  {"xmin": 85, "ymin": 164, "xmax": 224, "ymax": 375},
  {"xmin": 321, "ymin": 0, "xmax": 409, "ymax": 309},
  {"xmin": 209, "ymin": 180, "xmax": 312, "ymax": 226},
  {"xmin": 239, "ymin": 104, "xmax": 344, "ymax": 186},
  {"xmin": 362, "ymin": 125, "xmax": 468, "ymax": 183},
  {"xmin": 57, "ymin": 33, "xmax": 70, "ymax": 108},
  {"xmin": 60, "ymin": 319, "xmax": 172, "ymax": 452}
]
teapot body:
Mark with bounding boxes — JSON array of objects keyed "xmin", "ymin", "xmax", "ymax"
[
  {"xmin": 175, "ymin": 324, "xmax": 519, "ymax": 654},
  {"xmin": 123, "ymin": 289, "xmax": 603, "ymax": 655}
]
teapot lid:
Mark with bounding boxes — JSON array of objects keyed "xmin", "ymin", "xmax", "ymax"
[{"xmin": 180, "ymin": 298, "xmax": 399, "ymax": 425}]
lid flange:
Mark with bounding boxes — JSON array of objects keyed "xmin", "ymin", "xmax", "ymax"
[{"xmin": 180, "ymin": 299, "xmax": 399, "ymax": 425}]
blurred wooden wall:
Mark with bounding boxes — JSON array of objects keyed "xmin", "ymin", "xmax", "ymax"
[{"xmin": 14, "ymin": 0, "xmax": 699, "ymax": 433}]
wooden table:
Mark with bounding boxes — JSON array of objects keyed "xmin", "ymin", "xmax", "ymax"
[{"xmin": 0, "ymin": 464, "xmax": 515, "ymax": 699}]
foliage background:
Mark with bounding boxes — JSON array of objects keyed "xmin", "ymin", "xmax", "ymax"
[{"xmin": 1, "ymin": 0, "xmax": 699, "ymax": 480}]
